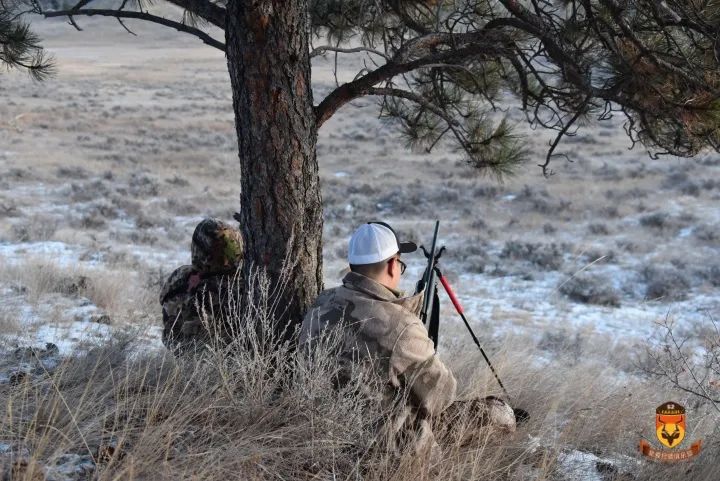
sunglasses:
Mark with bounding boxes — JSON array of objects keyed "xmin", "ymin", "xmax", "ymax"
[{"xmin": 393, "ymin": 257, "xmax": 407, "ymax": 275}]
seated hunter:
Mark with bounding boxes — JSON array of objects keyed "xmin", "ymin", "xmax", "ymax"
[
  {"xmin": 159, "ymin": 217, "xmax": 244, "ymax": 353},
  {"xmin": 300, "ymin": 222, "xmax": 516, "ymax": 452}
]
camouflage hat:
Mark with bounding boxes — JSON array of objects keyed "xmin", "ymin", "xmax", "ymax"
[{"xmin": 191, "ymin": 218, "xmax": 244, "ymax": 273}]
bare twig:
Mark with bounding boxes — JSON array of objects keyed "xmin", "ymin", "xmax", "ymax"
[{"xmin": 310, "ymin": 46, "xmax": 389, "ymax": 60}]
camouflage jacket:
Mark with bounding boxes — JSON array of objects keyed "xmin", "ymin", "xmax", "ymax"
[
  {"xmin": 300, "ymin": 272, "xmax": 457, "ymax": 418},
  {"xmin": 159, "ymin": 265, "xmax": 241, "ymax": 351}
]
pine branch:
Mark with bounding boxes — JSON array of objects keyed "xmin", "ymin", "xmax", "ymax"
[
  {"xmin": 0, "ymin": 1, "xmax": 55, "ymax": 80},
  {"xmin": 164, "ymin": 0, "xmax": 225, "ymax": 29},
  {"xmin": 538, "ymin": 94, "xmax": 591, "ymax": 178},
  {"xmin": 365, "ymin": 86, "xmax": 458, "ymax": 126},
  {"xmin": 310, "ymin": 45, "xmax": 389, "ymax": 60},
  {"xmin": 314, "ymin": 32, "xmax": 513, "ymax": 126},
  {"xmin": 43, "ymin": 8, "xmax": 225, "ymax": 51}
]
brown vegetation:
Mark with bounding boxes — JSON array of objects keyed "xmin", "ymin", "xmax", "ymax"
[{"xmin": 0, "ymin": 276, "xmax": 718, "ymax": 480}]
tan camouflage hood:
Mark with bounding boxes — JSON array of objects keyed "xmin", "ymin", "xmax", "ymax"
[
  {"xmin": 301, "ymin": 271, "xmax": 457, "ymax": 417},
  {"xmin": 159, "ymin": 264, "xmax": 196, "ymax": 306},
  {"xmin": 191, "ymin": 218, "xmax": 244, "ymax": 274}
]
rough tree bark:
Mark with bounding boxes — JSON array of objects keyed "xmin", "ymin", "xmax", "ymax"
[{"xmin": 225, "ymin": 0, "xmax": 323, "ymax": 335}]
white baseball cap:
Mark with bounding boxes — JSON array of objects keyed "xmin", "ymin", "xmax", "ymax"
[{"xmin": 348, "ymin": 222, "xmax": 417, "ymax": 265}]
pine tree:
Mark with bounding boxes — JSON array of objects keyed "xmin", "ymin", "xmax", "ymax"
[{"xmin": 26, "ymin": 0, "xmax": 720, "ymax": 334}]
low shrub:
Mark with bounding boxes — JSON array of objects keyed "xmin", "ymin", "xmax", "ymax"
[
  {"xmin": 587, "ymin": 223, "xmax": 610, "ymax": 236},
  {"xmin": 10, "ymin": 215, "xmax": 59, "ymax": 242},
  {"xmin": 639, "ymin": 212, "xmax": 671, "ymax": 229},
  {"xmin": 642, "ymin": 265, "xmax": 691, "ymax": 301},
  {"xmin": 500, "ymin": 241, "xmax": 566, "ymax": 270},
  {"xmin": 542, "ymin": 223, "xmax": 557, "ymax": 234},
  {"xmin": 694, "ymin": 224, "xmax": 719, "ymax": 243},
  {"xmin": 698, "ymin": 264, "xmax": 720, "ymax": 287},
  {"xmin": 537, "ymin": 329, "xmax": 584, "ymax": 362},
  {"xmin": 559, "ymin": 273, "xmax": 621, "ymax": 307}
]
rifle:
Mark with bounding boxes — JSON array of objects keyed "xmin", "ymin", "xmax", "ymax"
[
  {"xmin": 417, "ymin": 220, "xmax": 529, "ymax": 423},
  {"xmin": 417, "ymin": 221, "xmax": 441, "ymax": 346}
]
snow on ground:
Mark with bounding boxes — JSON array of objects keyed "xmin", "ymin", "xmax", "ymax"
[
  {"xmin": 453, "ymin": 268, "xmax": 719, "ymax": 342},
  {"xmin": 556, "ymin": 449, "xmax": 613, "ymax": 481},
  {"xmin": 0, "ymin": 16, "xmax": 717, "ymax": 366},
  {"xmin": 0, "ymin": 241, "xmax": 92, "ymax": 267},
  {"xmin": 0, "ymin": 285, "xmax": 163, "ymax": 356},
  {"xmin": 0, "ymin": 15, "xmax": 716, "ymax": 481}
]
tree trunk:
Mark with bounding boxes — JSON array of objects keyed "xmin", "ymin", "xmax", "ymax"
[{"xmin": 225, "ymin": 0, "xmax": 323, "ymax": 337}]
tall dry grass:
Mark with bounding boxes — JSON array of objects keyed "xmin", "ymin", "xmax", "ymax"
[
  {"xmin": 0, "ymin": 257, "xmax": 157, "ymax": 324},
  {"xmin": 0, "ymin": 270, "xmax": 718, "ymax": 480}
]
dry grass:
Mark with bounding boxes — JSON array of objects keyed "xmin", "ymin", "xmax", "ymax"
[
  {"xmin": 0, "ymin": 258, "xmax": 156, "ymax": 324},
  {"xmin": 0, "ymin": 259, "xmax": 83, "ymax": 304},
  {"xmin": 0, "ymin": 310, "xmax": 20, "ymax": 335},
  {"xmin": 1, "ymin": 274, "xmax": 718, "ymax": 481}
]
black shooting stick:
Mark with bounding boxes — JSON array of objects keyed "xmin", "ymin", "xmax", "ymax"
[
  {"xmin": 436, "ymin": 271, "xmax": 510, "ymax": 399},
  {"xmin": 418, "ymin": 222, "xmax": 529, "ymax": 422},
  {"xmin": 419, "ymin": 220, "xmax": 508, "ymax": 396}
]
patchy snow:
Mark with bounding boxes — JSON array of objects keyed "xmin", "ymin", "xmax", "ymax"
[
  {"xmin": 46, "ymin": 453, "xmax": 96, "ymax": 480},
  {"xmin": 0, "ymin": 235, "xmax": 171, "ymax": 362},
  {"xmin": 2, "ymin": 240, "xmax": 183, "ymax": 271},
  {"xmin": 455, "ymin": 269, "xmax": 715, "ymax": 340},
  {"xmin": 1, "ymin": 284, "xmax": 121, "ymax": 356},
  {"xmin": 678, "ymin": 227, "xmax": 693, "ymax": 238},
  {"xmin": 123, "ymin": 245, "xmax": 186, "ymax": 268},
  {"xmin": 0, "ymin": 291, "xmax": 164, "ymax": 357},
  {"xmin": 33, "ymin": 321, "xmax": 113, "ymax": 355},
  {"xmin": 556, "ymin": 450, "xmax": 605, "ymax": 481},
  {"xmin": 0, "ymin": 241, "xmax": 92, "ymax": 267},
  {"xmin": 392, "ymin": 238, "xmax": 717, "ymax": 344},
  {"xmin": 557, "ymin": 449, "xmax": 643, "ymax": 481}
]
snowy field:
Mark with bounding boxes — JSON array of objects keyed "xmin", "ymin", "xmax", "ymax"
[
  {"xmin": 1, "ymin": 18, "xmax": 717, "ymax": 359},
  {"xmin": 0, "ymin": 14, "xmax": 718, "ymax": 481}
]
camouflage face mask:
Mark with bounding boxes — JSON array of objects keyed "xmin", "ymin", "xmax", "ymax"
[
  {"xmin": 219, "ymin": 227, "xmax": 243, "ymax": 267},
  {"xmin": 191, "ymin": 219, "xmax": 244, "ymax": 273}
]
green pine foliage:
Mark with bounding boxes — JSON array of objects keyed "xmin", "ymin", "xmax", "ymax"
[
  {"xmin": 0, "ymin": 0, "xmax": 54, "ymax": 80},
  {"xmin": 308, "ymin": 0, "xmax": 720, "ymax": 174}
]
